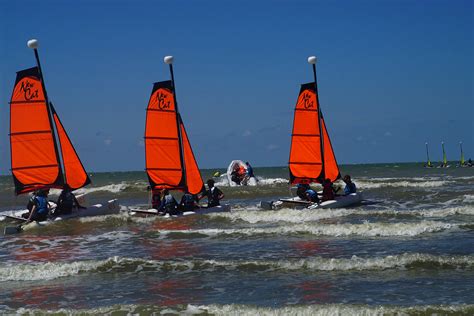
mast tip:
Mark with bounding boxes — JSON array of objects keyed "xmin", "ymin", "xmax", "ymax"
[
  {"xmin": 308, "ymin": 56, "xmax": 317, "ymax": 64},
  {"xmin": 164, "ymin": 56, "xmax": 174, "ymax": 64},
  {"xmin": 27, "ymin": 39, "xmax": 39, "ymax": 49}
]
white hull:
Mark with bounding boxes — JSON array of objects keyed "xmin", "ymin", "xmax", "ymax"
[
  {"xmin": 3, "ymin": 199, "xmax": 120, "ymax": 234},
  {"xmin": 129, "ymin": 204, "xmax": 231, "ymax": 217},
  {"xmin": 227, "ymin": 160, "xmax": 257, "ymax": 186},
  {"xmin": 261, "ymin": 193, "xmax": 363, "ymax": 210}
]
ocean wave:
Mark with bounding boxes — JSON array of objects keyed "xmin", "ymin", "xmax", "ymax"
[
  {"xmin": 214, "ymin": 175, "xmax": 288, "ymax": 187},
  {"xmin": 210, "ymin": 206, "xmax": 474, "ymax": 224},
  {"xmin": 463, "ymin": 194, "xmax": 474, "ymax": 204},
  {"xmin": 2, "ymin": 253, "xmax": 472, "ymax": 282},
  {"xmin": 159, "ymin": 221, "xmax": 458, "ymax": 238},
  {"xmin": 356, "ymin": 179, "xmax": 449, "ymax": 189}
]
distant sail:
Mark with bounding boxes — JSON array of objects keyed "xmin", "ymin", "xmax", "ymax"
[
  {"xmin": 9, "ymin": 67, "xmax": 64, "ymax": 195},
  {"xmin": 51, "ymin": 104, "xmax": 91, "ymax": 190},
  {"xmin": 288, "ymin": 83, "xmax": 340, "ymax": 184},
  {"xmin": 180, "ymin": 116, "xmax": 204, "ymax": 194},
  {"xmin": 442, "ymin": 143, "xmax": 447, "ymax": 165},
  {"xmin": 460, "ymin": 143, "xmax": 465, "ymax": 165},
  {"xmin": 145, "ymin": 80, "xmax": 185, "ymax": 190}
]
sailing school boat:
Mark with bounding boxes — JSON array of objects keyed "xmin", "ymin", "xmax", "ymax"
[
  {"xmin": 438, "ymin": 142, "xmax": 450, "ymax": 168},
  {"xmin": 261, "ymin": 56, "xmax": 362, "ymax": 210},
  {"xmin": 424, "ymin": 142, "xmax": 434, "ymax": 168},
  {"xmin": 130, "ymin": 56, "xmax": 230, "ymax": 217},
  {"xmin": 5, "ymin": 39, "xmax": 118, "ymax": 233}
]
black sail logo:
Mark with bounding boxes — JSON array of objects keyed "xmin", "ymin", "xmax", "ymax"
[
  {"xmin": 302, "ymin": 92, "xmax": 314, "ymax": 109},
  {"xmin": 157, "ymin": 91, "xmax": 171, "ymax": 110},
  {"xmin": 20, "ymin": 80, "xmax": 39, "ymax": 101}
]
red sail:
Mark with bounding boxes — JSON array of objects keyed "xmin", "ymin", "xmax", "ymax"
[
  {"xmin": 51, "ymin": 104, "xmax": 91, "ymax": 190},
  {"xmin": 288, "ymin": 82, "xmax": 340, "ymax": 184},
  {"xmin": 145, "ymin": 80, "xmax": 184, "ymax": 190},
  {"xmin": 9, "ymin": 67, "xmax": 63, "ymax": 195},
  {"xmin": 180, "ymin": 116, "xmax": 204, "ymax": 194}
]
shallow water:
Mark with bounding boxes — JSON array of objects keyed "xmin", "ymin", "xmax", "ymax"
[{"xmin": 0, "ymin": 163, "xmax": 473, "ymax": 314}]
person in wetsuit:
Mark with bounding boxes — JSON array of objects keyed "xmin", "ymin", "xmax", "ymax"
[
  {"xmin": 321, "ymin": 179, "xmax": 336, "ymax": 202},
  {"xmin": 202, "ymin": 179, "xmax": 224, "ymax": 208},
  {"xmin": 305, "ymin": 188, "xmax": 320, "ymax": 203},
  {"xmin": 342, "ymin": 175, "xmax": 357, "ymax": 195},
  {"xmin": 159, "ymin": 189, "xmax": 179, "ymax": 215},
  {"xmin": 296, "ymin": 183, "xmax": 311, "ymax": 200},
  {"xmin": 180, "ymin": 191, "xmax": 199, "ymax": 212},
  {"xmin": 54, "ymin": 185, "xmax": 86, "ymax": 216}
]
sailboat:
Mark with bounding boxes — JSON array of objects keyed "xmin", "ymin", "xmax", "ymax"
[
  {"xmin": 438, "ymin": 141, "xmax": 450, "ymax": 168},
  {"xmin": 458, "ymin": 142, "xmax": 466, "ymax": 167},
  {"xmin": 4, "ymin": 39, "xmax": 119, "ymax": 234},
  {"xmin": 130, "ymin": 56, "xmax": 230, "ymax": 217},
  {"xmin": 261, "ymin": 56, "xmax": 362, "ymax": 210},
  {"xmin": 424, "ymin": 142, "xmax": 434, "ymax": 168}
]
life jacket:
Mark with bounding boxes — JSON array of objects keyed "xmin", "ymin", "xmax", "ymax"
[
  {"xmin": 34, "ymin": 196, "xmax": 49, "ymax": 214},
  {"xmin": 238, "ymin": 166, "xmax": 246, "ymax": 176},
  {"xmin": 182, "ymin": 193, "xmax": 195, "ymax": 211},
  {"xmin": 305, "ymin": 189, "xmax": 319, "ymax": 202},
  {"xmin": 163, "ymin": 194, "xmax": 177, "ymax": 211},
  {"xmin": 344, "ymin": 182, "xmax": 357, "ymax": 195}
]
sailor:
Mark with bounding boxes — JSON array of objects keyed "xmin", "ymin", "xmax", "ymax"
[
  {"xmin": 54, "ymin": 185, "xmax": 86, "ymax": 216},
  {"xmin": 231, "ymin": 165, "xmax": 242, "ymax": 185},
  {"xmin": 24, "ymin": 188, "xmax": 51, "ymax": 223},
  {"xmin": 245, "ymin": 162, "xmax": 255, "ymax": 178},
  {"xmin": 296, "ymin": 183, "xmax": 310, "ymax": 200},
  {"xmin": 305, "ymin": 188, "xmax": 320, "ymax": 203},
  {"xmin": 180, "ymin": 191, "xmax": 199, "ymax": 212},
  {"xmin": 159, "ymin": 189, "xmax": 179, "ymax": 215},
  {"xmin": 342, "ymin": 175, "xmax": 357, "ymax": 195},
  {"xmin": 203, "ymin": 179, "xmax": 224, "ymax": 208},
  {"xmin": 151, "ymin": 188, "xmax": 162, "ymax": 210},
  {"xmin": 321, "ymin": 179, "xmax": 335, "ymax": 202}
]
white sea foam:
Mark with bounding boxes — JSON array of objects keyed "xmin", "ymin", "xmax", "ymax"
[
  {"xmin": 356, "ymin": 179, "xmax": 449, "ymax": 189},
  {"xmin": 214, "ymin": 175, "xmax": 288, "ymax": 187},
  {"xmin": 160, "ymin": 221, "xmax": 457, "ymax": 238},
  {"xmin": 11, "ymin": 303, "xmax": 474, "ymax": 315},
  {"xmin": 2, "ymin": 253, "xmax": 472, "ymax": 282},
  {"xmin": 463, "ymin": 194, "xmax": 474, "ymax": 204}
]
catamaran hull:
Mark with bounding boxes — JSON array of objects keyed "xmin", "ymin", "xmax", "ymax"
[
  {"xmin": 3, "ymin": 199, "xmax": 120, "ymax": 234},
  {"xmin": 260, "ymin": 193, "xmax": 363, "ymax": 210},
  {"xmin": 129, "ymin": 204, "xmax": 231, "ymax": 217}
]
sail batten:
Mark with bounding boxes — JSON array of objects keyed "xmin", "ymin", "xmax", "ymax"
[{"xmin": 288, "ymin": 82, "xmax": 340, "ymax": 185}]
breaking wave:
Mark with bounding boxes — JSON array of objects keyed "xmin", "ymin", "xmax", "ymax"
[
  {"xmin": 159, "ymin": 221, "xmax": 458, "ymax": 238},
  {"xmin": 2, "ymin": 253, "xmax": 472, "ymax": 282}
]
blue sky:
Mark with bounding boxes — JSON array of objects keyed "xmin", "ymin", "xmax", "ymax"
[{"xmin": 0, "ymin": 0, "xmax": 472, "ymax": 172}]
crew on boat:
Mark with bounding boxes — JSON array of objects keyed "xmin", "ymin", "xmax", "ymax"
[
  {"xmin": 230, "ymin": 164, "xmax": 246, "ymax": 185},
  {"xmin": 342, "ymin": 175, "xmax": 357, "ymax": 195},
  {"xmin": 150, "ymin": 188, "xmax": 162, "ymax": 210},
  {"xmin": 321, "ymin": 179, "xmax": 336, "ymax": 202},
  {"xmin": 296, "ymin": 183, "xmax": 310, "ymax": 200},
  {"xmin": 202, "ymin": 179, "xmax": 225, "ymax": 208},
  {"xmin": 180, "ymin": 191, "xmax": 199, "ymax": 212},
  {"xmin": 23, "ymin": 188, "xmax": 51, "ymax": 223},
  {"xmin": 158, "ymin": 189, "xmax": 180, "ymax": 216},
  {"xmin": 54, "ymin": 185, "xmax": 86, "ymax": 216},
  {"xmin": 305, "ymin": 188, "xmax": 320, "ymax": 203}
]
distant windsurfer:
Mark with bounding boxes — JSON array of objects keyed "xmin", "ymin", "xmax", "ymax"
[
  {"xmin": 342, "ymin": 175, "xmax": 357, "ymax": 195},
  {"xmin": 202, "ymin": 179, "xmax": 225, "ymax": 208},
  {"xmin": 231, "ymin": 165, "xmax": 244, "ymax": 185}
]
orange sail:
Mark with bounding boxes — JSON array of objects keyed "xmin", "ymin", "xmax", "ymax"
[
  {"xmin": 51, "ymin": 104, "xmax": 91, "ymax": 190},
  {"xmin": 288, "ymin": 82, "xmax": 340, "ymax": 184},
  {"xmin": 180, "ymin": 116, "xmax": 204, "ymax": 194},
  {"xmin": 9, "ymin": 67, "xmax": 64, "ymax": 194},
  {"xmin": 145, "ymin": 80, "xmax": 185, "ymax": 190}
]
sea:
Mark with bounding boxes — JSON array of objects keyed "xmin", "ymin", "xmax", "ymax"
[{"xmin": 0, "ymin": 163, "xmax": 473, "ymax": 315}]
